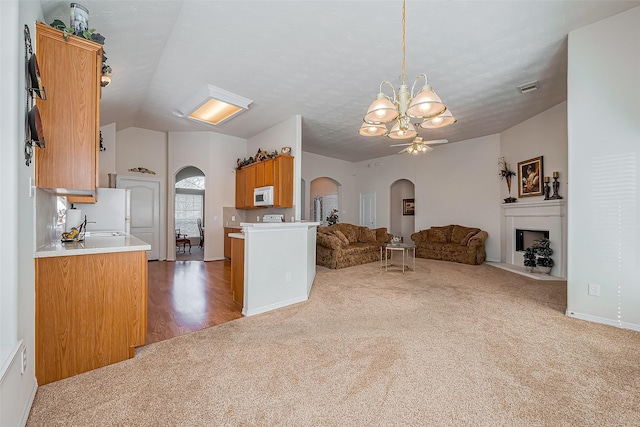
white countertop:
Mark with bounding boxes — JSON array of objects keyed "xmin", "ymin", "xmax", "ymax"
[
  {"xmin": 35, "ymin": 235, "xmax": 151, "ymax": 258},
  {"xmin": 240, "ymin": 221, "xmax": 321, "ymax": 229},
  {"xmin": 228, "ymin": 233, "xmax": 245, "ymax": 239}
]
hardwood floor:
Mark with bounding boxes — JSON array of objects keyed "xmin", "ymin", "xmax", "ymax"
[{"xmin": 146, "ymin": 260, "xmax": 242, "ymax": 345}]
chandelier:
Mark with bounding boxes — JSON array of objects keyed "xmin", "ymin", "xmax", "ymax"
[{"xmin": 358, "ymin": 0, "xmax": 457, "ymax": 141}]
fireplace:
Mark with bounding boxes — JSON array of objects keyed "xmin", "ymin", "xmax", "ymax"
[
  {"xmin": 515, "ymin": 229, "xmax": 549, "ymax": 252},
  {"xmin": 502, "ymin": 200, "xmax": 567, "ymax": 279}
]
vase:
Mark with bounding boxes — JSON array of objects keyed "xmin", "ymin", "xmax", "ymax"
[
  {"xmin": 506, "ymin": 175, "xmax": 512, "ymax": 195},
  {"xmin": 538, "ymin": 266, "xmax": 551, "ymax": 275}
]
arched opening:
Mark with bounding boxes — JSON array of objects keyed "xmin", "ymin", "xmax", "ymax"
[
  {"xmin": 390, "ymin": 179, "xmax": 415, "ymax": 243},
  {"xmin": 310, "ymin": 177, "xmax": 341, "ymax": 224},
  {"xmin": 175, "ymin": 166, "xmax": 205, "ymax": 261}
]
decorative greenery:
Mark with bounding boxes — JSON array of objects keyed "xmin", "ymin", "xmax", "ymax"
[
  {"xmin": 498, "ymin": 156, "xmax": 516, "ymax": 179},
  {"xmin": 524, "ymin": 238, "xmax": 554, "ymax": 270},
  {"xmin": 50, "ymin": 19, "xmax": 109, "ymax": 70},
  {"xmin": 325, "ymin": 208, "xmax": 339, "ymax": 226},
  {"xmin": 236, "ymin": 149, "xmax": 279, "ymax": 170}
]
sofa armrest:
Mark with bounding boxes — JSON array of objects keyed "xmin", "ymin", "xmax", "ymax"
[
  {"xmin": 468, "ymin": 231, "xmax": 488, "ymax": 249},
  {"xmin": 317, "ymin": 233, "xmax": 342, "ymax": 250},
  {"xmin": 411, "ymin": 230, "xmax": 427, "ymax": 246},
  {"xmin": 374, "ymin": 228, "xmax": 392, "ymax": 244}
]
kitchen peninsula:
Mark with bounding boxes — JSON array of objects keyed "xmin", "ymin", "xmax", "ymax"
[
  {"xmin": 230, "ymin": 221, "xmax": 320, "ymax": 316},
  {"xmin": 34, "ymin": 235, "xmax": 150, "ymax": 385}
]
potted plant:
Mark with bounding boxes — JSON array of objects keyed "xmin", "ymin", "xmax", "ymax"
[
  {"xmin": 535, "ymin": 238, "xmax": 554, "ymax": 274},
  {"xmin": 498, "ymin": 157, "xmax": 517, "ymax": 203},
  {"xmin": 523, "ymin": 245, "xmax": 537, "ymax": 272},
  {"xmin": 325, "ymin": 208, "xmax": 339, "ymax": 226}
]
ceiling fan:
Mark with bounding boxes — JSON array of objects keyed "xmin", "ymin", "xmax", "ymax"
[{"xmin": 390, "ymin": 137, "xmax": 448, "ymax": 155}]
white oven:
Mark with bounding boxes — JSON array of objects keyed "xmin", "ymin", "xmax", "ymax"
[{"xmin": 253, "ymin": 186, "xmax": 274, "ymax": 206}]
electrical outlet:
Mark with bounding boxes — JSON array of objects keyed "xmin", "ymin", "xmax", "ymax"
[
  {"xmin": 21, "ymin": 347, "xmax": 27, "ymax": 374},
  {"xmin": 285, "ymin": 272, "xmax": 292, "ymax": 282},
  {"xmin": 213, "ymin": 215, "xmax": 218, "ymax": 221},
  {"xmin": 588, "ymin": 283, "xmax": 600, "ymax": 297},
  {"xmin": 256, "ymin": 216, "xmax": 260, "ymax": 222},
  {"xmin": 231, "ymin": 216, "xmax": 236, "ymax": 222}
]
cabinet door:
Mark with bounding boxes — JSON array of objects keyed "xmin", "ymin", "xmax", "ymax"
[
  {"xmin": 235, "ymin": 168, "xmax": 246, "ymax": 209},
  {"xmin": 263, "ymin": 159, "xmax": 275, "ymax": 186},
  {"xmin": 274, "ymin": 155, "xmax": 294, "ymax": 208},
  {"xmin": 35, "ymin": 23, "xmax": 101, "ymax": 194},
  {"xmin": 244, "ymin": 165, "xmax": 256, "ymax": 208},
  {"xmin": 256, "ymin": 162, "xmax": 265, "ymax": 187}
]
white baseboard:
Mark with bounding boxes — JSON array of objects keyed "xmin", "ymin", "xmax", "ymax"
[
  {"xmin": 243, "ymin": 294, "xmax": 308, "ymax": 317},
  {"xmin": 1, "ymin": 340, "xmax": 38, "ymax": 427},
  {"xmin": 566, "ymin": 310, "xmax": 640, "ymax": 332}
]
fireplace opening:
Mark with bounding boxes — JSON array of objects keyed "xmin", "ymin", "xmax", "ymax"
[{"xmin": 516, "ymin": 229, "xmax": 549, "ymax": 252}]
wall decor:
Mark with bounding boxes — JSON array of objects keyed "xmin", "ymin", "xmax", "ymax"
[
  {"xmin": 403, "ymin": 198, "xmax": 415, "ymax": 216},
  {"xmin": 517, "ymin": 156, "xmax": 543, "ymax": 197},
  {"xmin": 128, "ymin": 167, "xmax": 156, "ymax": 175},
  {"xmin": 24, "ymin": 25, "xmax": 47, "ymax": 166}
]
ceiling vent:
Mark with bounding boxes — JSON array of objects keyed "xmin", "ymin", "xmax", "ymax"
[{"xmin": 517, "ymin": 81, "xmax": 539, "ymax": 94}]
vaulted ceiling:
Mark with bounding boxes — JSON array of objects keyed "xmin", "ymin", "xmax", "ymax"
[{"xmin": 40, "ymin": 1, "xmax": 640, "ymax": 162}]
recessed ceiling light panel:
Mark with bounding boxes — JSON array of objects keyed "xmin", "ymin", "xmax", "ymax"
[{"xmin": 180, "ymin": 84, "xmax": 253, "ymax": 126}]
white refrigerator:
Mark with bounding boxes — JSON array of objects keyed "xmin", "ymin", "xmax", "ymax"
[{"xmin": 68, "ymin": 188, "xmax": 131, "ymax": 234}]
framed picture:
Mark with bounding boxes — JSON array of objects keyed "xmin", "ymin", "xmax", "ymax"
[
  {"xmin": 403, "ymin": 198, "xmax": 415, "ymax": 216},
  {"xmin": 518, "ymin": 156, "xmax": 543, "ymax": 197}
]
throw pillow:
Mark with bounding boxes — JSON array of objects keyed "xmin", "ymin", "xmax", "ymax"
[
  {"xmin": 359, "ymin": 228, "xmax": 377, "ymax": 243},
  {"xmin": 427, "ymin": 227, "xmax": 449, "ymax": 243},
  {"xmin": 460, "ymin": 231, "xmax": 478, "ymax": 246},
  {"xmin": 333, "ymin": 230, "xmax": 350, "ymax": 247},
  {"xmin": 451, "ymin": 225, "xmax": 480, "ymax": 244},
  {"xmin": 316, "ymin": 233, "xmax": 341, "ymax": 250},
  {"xmin": 338, "ymin": 224, "xmax": 359, "ymax": 243}
]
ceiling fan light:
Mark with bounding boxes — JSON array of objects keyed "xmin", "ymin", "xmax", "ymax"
[
  {"xmin": 420, "ymin": 109, "xmax": 458, "ymax": 129},
  {"xmin": 407, "ymin": 85, "xmax": 446, "ymax": 119},
  {"xmin": 364, "ymin": 93, "xmax": 399, "ymax": 124},
  {"xmin": 388, "ymin": 121, "xmax": 417, "ymax": 140},
  {"xmin": 359, "ymin": 122, "xmax": 389, "ymax": 137}
]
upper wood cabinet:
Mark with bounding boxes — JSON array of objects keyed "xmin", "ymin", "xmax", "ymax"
[
  {"xmin": 235, "ymin": 155, "xmax": 294, "ymax": 209},
  {"xmin": 35, "ymin": 23, "xmax": 102, "ymax": 201}
]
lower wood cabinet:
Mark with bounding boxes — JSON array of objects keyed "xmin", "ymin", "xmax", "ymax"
[
  {"xmin": 230, "ymin": 237, "xmax": 245, "ymax": 307},
  {"xmin": 35, "ymin": 251, "xmax": 148, "ymax": 385},
  {"xmin": 224, "ymin": 227, "xmax": 242, "ymax": 259}
]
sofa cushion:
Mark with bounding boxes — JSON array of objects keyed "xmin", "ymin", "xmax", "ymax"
[
  {"xmin": 427, "ymin": 226, "xmax": 451, "ymax": 243},
  {"xmin": 334, "ymin": 230, "xmax": 350, "ymax": 247},
  {"xmin": 343, "ymin": 242, "xmax": 379, "ymax": 256},
  {"xmin": 336, "ymin": 224, "xmax": 359, "ymax": 243},
  {"xmin": 451, "ymin": 225, "xmax": 480, "ymax": 244},
  {"xmin": 359, "ymin": 227, "xmax": 377, "ymax": 243}
]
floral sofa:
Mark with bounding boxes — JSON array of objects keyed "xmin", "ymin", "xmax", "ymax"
[
  {"xmin": 316, "ymin": 223, "xmax": 393, "ymax": 269},
  {"xmin": 411, "ymin": 225, "xmax": 488, "ymax": 265}
]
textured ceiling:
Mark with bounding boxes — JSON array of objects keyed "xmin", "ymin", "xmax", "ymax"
[{"xmin": 40, "ymin": 1, "xmax": 640, "ymax": 162}]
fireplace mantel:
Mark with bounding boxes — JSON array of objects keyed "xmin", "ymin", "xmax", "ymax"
[{"xmin": 503, "ymin": 200, "xmax": 567, "ymax": 279}]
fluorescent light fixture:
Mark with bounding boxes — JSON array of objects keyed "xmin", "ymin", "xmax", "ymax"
[{"xmin": 180, "ymin": 84, "xmax": 252, "ymax": 126}]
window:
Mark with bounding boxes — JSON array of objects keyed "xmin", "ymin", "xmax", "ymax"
[{"xmin": 175, "ymin": 176, "xmax": 205, "ymax": 238}]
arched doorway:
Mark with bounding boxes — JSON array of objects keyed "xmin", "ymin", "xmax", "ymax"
[
  {"xmin": 310, "ymin": 177, "xmax": 341, "ymax": 224},
  {"xmin": 390, "ymin": 179, "xmax": 415, "ymax": 243},
  {"xmin": 174, "ymin": 166, "xmax": 205, "ymax": 261}
]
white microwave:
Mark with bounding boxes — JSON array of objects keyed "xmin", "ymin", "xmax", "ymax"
[{"xmin": 254, "ymin": 186, "xmax": 274, "ymax": 206}]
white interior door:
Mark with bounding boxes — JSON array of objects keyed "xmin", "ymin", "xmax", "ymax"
[
  {"xmin": 360, "ymin": 192, "xmax": 376, "ymax": 228},
  {"xmin": 117, "ymin": 176, "xmax": 161, "ymax": 260}
]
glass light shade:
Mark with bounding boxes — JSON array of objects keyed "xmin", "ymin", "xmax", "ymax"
[
  {"xmin": 388, "ymin": 121, "xmax": 417, "ymax": 140},
  {"xmin": 359, "ymin": 122, "xmax": 388, "ymax": 137},
  {"xmin": 364, "ymin": 93, "xmax": 399, "ymax": 124},
  {"xmin": 406, "ymin": 85, "xmax": 446, "ymax": 119},
  {"xmin": 420, "ymin": 109, "xmax": 457, "ymax": 129},
  {"xmin": 100, "ymin": 75, "xmax": 111, "ymax": 87}
]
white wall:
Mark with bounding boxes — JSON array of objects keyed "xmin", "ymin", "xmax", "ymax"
[
  {"xmin": 499, "ymin": 102, "xmax": 568, "ymax": 262},
  {"xmin": 1, "ymin": 2, "xmax": 41, "ymax": 425},
  {"xmin": 98, "ymin": 123, "xmax": 117, "ymax": 187},
  {"xmin": 567, "ymin": 7, "xmax": 640, "ymax": 330},
  {"xmin": 168, "ymin": 131, "xmax": 247, "ymax": 261},
  {"xmin": 116, "ymin": 127, "xmax": 168, "ymax": 259},
  {"xmin": 390, "ymin": 179, "xmax": 415, "ymax": 243},
  {"xmin": 301, "ymin": 152, "xmax": 357, "ymax": 224},
  {"xmin": 247, "ymin": 115, "xmax": 302, "ymax": 219},
  {"xmin": 354, "ymin": 135, "xmax": 502, "ymax": 262}
]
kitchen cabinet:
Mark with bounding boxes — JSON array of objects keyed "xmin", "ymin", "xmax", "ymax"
[
  {"xmin": 35, "ymin": 250, "xmax": 148, "ymax": 385},
  {"xmin": 230, "ymin": 236, "xmax": 245, "ymax": 307},
  {"xmin": 235, "ymin": 155, "xmax": 294, "ymax": 209},
  {"xmin": 224, "ymin": 227, "xmax": 242, "ymax": 259},
  {"xmin": 35, "ymin": 22, "xmax": 102, "ymax": 202},
  {"xmin": 235, "ymin": 168, "xmax": 246, "ymax": 209}
]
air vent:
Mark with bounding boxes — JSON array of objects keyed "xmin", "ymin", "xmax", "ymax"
[{"xmin": 518, "ymin": 81, "xmax": 539, "ymax": 94}]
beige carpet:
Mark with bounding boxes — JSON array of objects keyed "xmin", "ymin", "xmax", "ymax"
[{"xmin": 27, "ymin": 259, "xmax": 640, "ymax": 426}]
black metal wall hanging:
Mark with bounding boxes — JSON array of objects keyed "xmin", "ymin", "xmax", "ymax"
[{"xmin": 24, "ymin": 24, "xmax": 47, "ymax": 166}]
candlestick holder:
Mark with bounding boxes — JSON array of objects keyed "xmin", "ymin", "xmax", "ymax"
[
  {"xmin": 550, "ymin": 176, "xmax": 563, "ymax": 199},
  {"xmin": 543, "ymin": 181, "xmax": 551, "ymax": 200}
]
